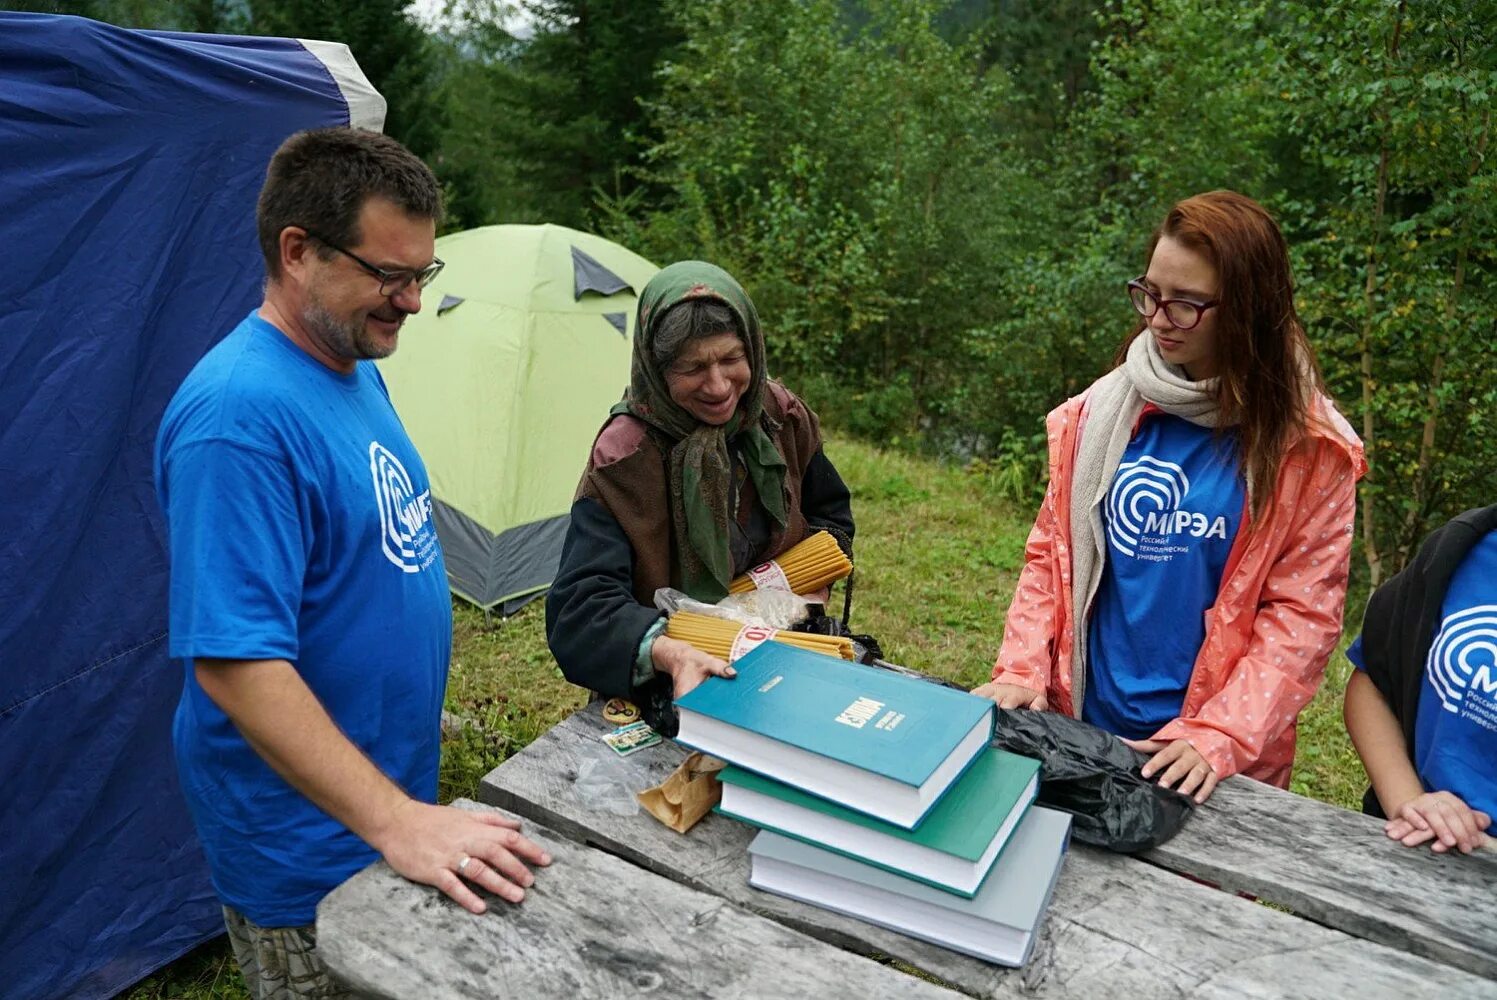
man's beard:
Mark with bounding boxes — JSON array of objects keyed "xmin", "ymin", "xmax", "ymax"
[{"xmin": 304, "ymin": 288, "xmax": 403, "ymax": 362}]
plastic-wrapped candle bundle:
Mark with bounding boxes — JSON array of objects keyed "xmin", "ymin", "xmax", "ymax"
[
  {"xmin": 728, "ymin": 530, "xmax": 852, "ymax": 595},
  {"xmin": 665, "ymin": 610, "xmax": 855, "ymax": 662}
]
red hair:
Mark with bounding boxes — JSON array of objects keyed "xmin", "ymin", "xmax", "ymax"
[{"xmin": 1116, "ymin": 191, "xmax": 1322, "ymax": 520}]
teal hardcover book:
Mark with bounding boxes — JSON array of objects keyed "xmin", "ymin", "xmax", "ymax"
[
  {"xmin": 747, "ymin": 805, "xmax": 1073, "ymax": 968},
  {"xmin": 718, "ymin": 747, "xmax": 1039, "ymax": 897},
  {"xmin": 673, "ymin": 642, "xmax": 995, "ymax": 828}
]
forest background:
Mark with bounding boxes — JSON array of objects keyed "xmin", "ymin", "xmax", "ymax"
[{"xmin": 17, "ymin": 0, "xmax": 1494, "ymax": 586}]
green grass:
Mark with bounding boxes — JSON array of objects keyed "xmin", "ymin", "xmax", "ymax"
[
  {"xmin": 438, "ymin": 603, "xmax": 586, "ymax": 803},
  {"xmin": 115, "ymin": 937, "xmax": 246, "ymax": 1000},
  {"xmin": 824, "ymin": 438, "xmax": 1035, "ymax": 690},
  {"xmin": 117, "ymin": 431, "xmax": 1370, "ymax": 997},
  {"xmin": 1289, "ymin": 627, "xmax": 1368, "ymax": 810}
]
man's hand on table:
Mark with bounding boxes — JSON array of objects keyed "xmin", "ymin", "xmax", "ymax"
[
  {"xmin": 652, "ymin": 635, "xmax": 735, "ymax": 699},
  {"xmin": 372, "ymin": 800, "xmax": 553, "ymax": 914}
]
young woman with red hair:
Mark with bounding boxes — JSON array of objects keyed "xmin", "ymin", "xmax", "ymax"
[{"xmin": 976, "ymin": 191, "xmax": 1366, "ymax": 803}]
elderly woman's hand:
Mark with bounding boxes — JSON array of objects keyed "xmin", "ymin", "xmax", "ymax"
[{"xmin": 651, "ymin": 635, "xmax": 737, "ymax": 699}]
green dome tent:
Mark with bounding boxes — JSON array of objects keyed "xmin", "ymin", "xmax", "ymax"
[{"xmin": 378, "ymin": 224, "xmax": 658, "ymax": 613}]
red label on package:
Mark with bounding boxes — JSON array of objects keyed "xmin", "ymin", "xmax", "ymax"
[
  {"xmin": 746, "ymin": 560, "xmax": 791, "ymax": 592},
  {"xmin": 729, "ymin": 623, "xmax": 777, "ymax": 661}
]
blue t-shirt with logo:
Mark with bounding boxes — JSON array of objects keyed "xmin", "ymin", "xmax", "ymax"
[
  {"xmin": 1347, "ymin": 531, "xmax": 1497, "ymax": 828},
  {"xmin": 154, "ymin": 312, "xmax": 451, "ymax": 926},
  {"xmin": 1084, "ymin": 412, "xmax": 1245, "ymax": 739}
]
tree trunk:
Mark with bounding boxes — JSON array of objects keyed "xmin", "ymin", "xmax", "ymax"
[
  {"xmin": 1357, "ymin": 1, "xmax": 1406, "ymax": 588},
  {"xmin": 1396, "ymin": 106, "xmax": 1490, "ymax": 568}
]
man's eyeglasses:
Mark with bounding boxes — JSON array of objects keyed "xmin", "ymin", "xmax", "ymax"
[
  {"xmin": 303, "ymin": 229, "xmax": 444, "ymax": 297},
  {"xmin": 1126, "ymin": 278, "xmax": 1218, "ymax": 331}
]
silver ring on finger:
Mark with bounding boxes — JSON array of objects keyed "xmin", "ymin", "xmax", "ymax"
[{"xmin": 458, "ymin": 854, "xmax": 472, "ymax": 873}]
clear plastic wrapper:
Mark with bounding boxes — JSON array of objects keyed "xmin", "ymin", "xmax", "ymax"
[
  {"xmin": 652, "ymin": 587, "xmax": 813, "ymax": 631},
  {"xmin": 574, "ymin": 757, "xmax": 642, "ymax": 817},
  {"xmin": 718, "ymin": 589, "xmax": 814, "ymax": 629}
]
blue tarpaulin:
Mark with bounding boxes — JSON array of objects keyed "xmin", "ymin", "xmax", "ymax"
[{"xmin": 0, "ymin": 15, "xmax": 384, "ymax": 999}]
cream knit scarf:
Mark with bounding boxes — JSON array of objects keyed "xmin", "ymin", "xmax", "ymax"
[{"xmin": 1066, "ymin": 332, "xmax": 1226, "ymax": 708}]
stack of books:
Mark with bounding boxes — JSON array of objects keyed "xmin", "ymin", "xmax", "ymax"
[{"xmin": 674, "ymin": 642, "xmax": 1071, "ymax": 967}]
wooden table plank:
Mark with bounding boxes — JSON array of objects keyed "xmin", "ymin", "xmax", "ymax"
[
  {"xmin": 1141, "ymin": 772, "xmax": 1497, "ymax": 980},
  {"xmin": 317, "ymin": 800, "xmax": 962, "ymax": 1000},
  {"xmin": 479, "ymin": 704, "xmax": 1496, "ymax": 1000}
]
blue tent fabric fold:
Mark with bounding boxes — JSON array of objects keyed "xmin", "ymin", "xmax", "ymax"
[{"xmin": 0, "ymin": 14, "xmax": 368, "ymax": 999}]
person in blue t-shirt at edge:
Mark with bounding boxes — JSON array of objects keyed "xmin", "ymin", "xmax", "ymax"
[
  {"xmin": 977, "ymin": 191, "xmax": 1366, "ymax": 804},
  {"xmin": 155, "ymin": 128, "xmax": 551, "ymax": 998},
  {"xmin": 1343, "ymin": 505, "xmax": 1497, "ymax": 855}
]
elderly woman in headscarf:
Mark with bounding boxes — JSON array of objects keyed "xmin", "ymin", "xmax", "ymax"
[{"xmin": 546, "ymin": 261, "xmax": 855, "ymax": 706}]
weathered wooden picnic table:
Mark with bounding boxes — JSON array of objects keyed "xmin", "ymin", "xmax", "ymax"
[{"xmin": 319, "ymin": 699, "xmax": 1497, "ymax": 998}]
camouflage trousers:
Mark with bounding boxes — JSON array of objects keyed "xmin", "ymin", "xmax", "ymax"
[{"xmin": 223, "ymin": 906, "xmax": 356, "ymax": 1000}]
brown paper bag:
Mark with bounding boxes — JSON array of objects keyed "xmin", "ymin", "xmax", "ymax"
[{"xmin": 636, "ymin": 753, "xmax": 726, "ymax": 833}]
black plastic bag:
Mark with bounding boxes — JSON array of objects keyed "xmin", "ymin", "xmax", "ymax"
[
  {"xmin": 993, "ymin": 708, "xmax": 1194, "ymax": 853},
  {"xmin": 787, "ymin": 609, "xmax": 885, "ymax": 664}
]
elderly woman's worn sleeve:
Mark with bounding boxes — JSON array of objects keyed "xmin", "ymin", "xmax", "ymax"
[
  {"xmin": 545, "ymin": 497, "xmax": 664, "ymax": 699},
  {"xmin": 801, "ymin": 447, "xmax": 855, "ymax": 555},
  {"xmin": 1153, "ymin": 442, "xmax": 1359, "ymax": 780}
]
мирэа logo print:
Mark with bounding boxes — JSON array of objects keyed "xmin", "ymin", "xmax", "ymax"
[
  {"xmin": 369, "ymin": 441, "xmax": 435, "ymax": 573},
  {"xmin": 1426, "ymin": 604, "xmax": 1497, "ymax": 717},
  {"xmin": 1107, "ymin": 456, "xmax": 1190, "ymax": 558}
]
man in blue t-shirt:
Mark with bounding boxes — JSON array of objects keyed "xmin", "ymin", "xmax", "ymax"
[
  {"xmin": 155, "ymin": 128, "xmax": 550, "ymax": 997},
  {"xmin": 1343, "ymin": 505, "xmax": 1496, "ymax": 855}
]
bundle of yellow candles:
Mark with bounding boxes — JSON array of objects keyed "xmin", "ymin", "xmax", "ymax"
[
  {"xmin": 666, "ymin": 610, "xmax": 856, "ymax": 662},
  {"xmin": 728, "ymin": 530, "xmax": 852, "ymax": 595}
]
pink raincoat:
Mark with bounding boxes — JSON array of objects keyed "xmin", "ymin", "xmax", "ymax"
[{"xmin": 991, "ymin": 391, "xmax": 1366, "ymax": 787}]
